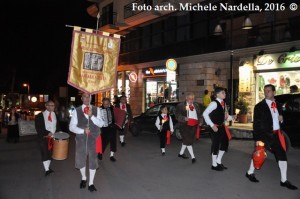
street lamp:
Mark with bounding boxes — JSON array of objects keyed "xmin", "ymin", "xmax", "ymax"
[{"xmin": 23, "ymin": 83, "xmax": 30, "ymax": 100}]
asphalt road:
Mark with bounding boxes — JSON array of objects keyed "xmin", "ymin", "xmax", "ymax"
[{"xmin": 0, "ymin": 131, "xmax": 299, "ymax": 199}]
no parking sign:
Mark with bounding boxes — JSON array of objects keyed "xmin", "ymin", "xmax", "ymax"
[{"xmin": 129, "ymin": 72, "xmax": 138, "ymax": 83}]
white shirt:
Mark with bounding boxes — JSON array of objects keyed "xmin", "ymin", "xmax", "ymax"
[
  {"xmin": 265, "ymin": 99, "xmax": 280, "ymax": 130},
  {"xmin": 43, "ymin": 110, "xmax": 57, "ymax": 134},
  {"xmin": 120, "ymin": 103, "xmax": 127, "ymax": 112},
  {"xmin": 203, "ymin": 98, "xmax": 233, "ymax": 127},
  {"xmin": 155, "ymin": 113, "xmax": 174, "ymax": 132},
  {"xmin": 187, "ymin": 103, "xmax": 198, "ymax": 120},
  {"xmin": 69, "ymin": 105, "xmax": 104, "ymax": 134}
]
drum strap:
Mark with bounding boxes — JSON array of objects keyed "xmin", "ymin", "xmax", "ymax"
[{"xmin": 48, "ymin": 137, "xmax": 53, "ymax": 151}]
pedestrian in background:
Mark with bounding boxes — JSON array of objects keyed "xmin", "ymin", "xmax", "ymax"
[
  {"xmin": 203, "ymin": 89, "xmax": 211, "ymax": 108},
  {"xmin": 6, "ymin": 106, "xmax": 20, "ymax": 143},
  {"xmin": 289, "ymin": 85, "xmax": 299, "ymax": 93}
]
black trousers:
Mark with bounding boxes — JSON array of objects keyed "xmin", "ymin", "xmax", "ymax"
[
  {"xmin": 118, "ymin": 123, "xmax": 129, "ymax": 136},
  {"xmin": 7, "ymin": 124, "xmax": 19, "ymax": 142},
  {"xmin": 210, "ymin": 125, "xmax": 229, "ymax": 155},
  {"xmin": 158, "ymin": 130, "xmax": 167, "ymax": 148},
  {"xmin": 102, "ymin": 125, "xmax": 117, "ymax": 153},
  {"xmin": 39, "ymin": 138, "xmax": 52, "ymax": 161},
  {"xmin": 267, "ymin": 134, "xmax": 287, "ymax": 161}
]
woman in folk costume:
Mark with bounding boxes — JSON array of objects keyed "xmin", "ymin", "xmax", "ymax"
[
  {"xmin": 203, "ymin": 87, "xmax": 236, "ymax": 171},
  {"xmin": 115, "ymin": 95, "xmax": 133, "ymax": 146},
  {"xmin": 175, "ymin": 92, "xmax": 202, "ymax": 164},
  {"xmin": 155, "ymin": 105, "xmax": 174, "ymax": 155},
  {"xmin": 245, "ymin": 84, "xmax": 297, "ymax": 190},
  {"xmin": 69, "ymin": 93, "xmax": 104, "ymax": 192}
]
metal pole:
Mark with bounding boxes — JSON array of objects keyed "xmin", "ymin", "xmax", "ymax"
[
  {"xmin": 229, "ymin": 13, "xmax": 234, "ymax": 126},
  {"xmin": 229, "ymin": 51, "xmax": 234, "ymax": 126},
  {"xmin": 28, "ymin": 84, "xmax": 30, "ymax": 100}
]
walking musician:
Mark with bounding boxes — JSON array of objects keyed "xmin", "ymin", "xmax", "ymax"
[
  {"xmin": 155, "ymin": 105, "xmax": 174, "ymax": 155},
  {"xmin": 175, "ymin": 92, "xmax": 202, "ymax": 164},
  {"xmin": 203, "ymin": 87, "xmax": 236, "ymax": 171},
  {"xmin": 69, "ymin": 93, "xmax": 104, "ymax": 192},
  {"xmin": 115, "ymin": 95, "xmax": 133, "ymax": 146},
  {"xmin": 245, "ymin": 84, "xmax": 298, "ymax": 190},
  {"xmin": 35, "ymin": 100, "xmax": 61, "ymax": 176},
  {"xmin": 98, "ymin": 97, "xmax": 117, "ymax": 162}
]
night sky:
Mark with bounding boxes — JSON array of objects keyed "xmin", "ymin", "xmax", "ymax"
[{"xmin": 1, "ymin": 0, "xmax": 97, "ymax": 95}]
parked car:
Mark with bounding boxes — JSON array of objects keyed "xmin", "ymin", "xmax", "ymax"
[
  {"xmin": 275, "ymin": 92, "xmax": 300, "ymax": 148},
  {"xmin": 130, "ymin": 102, "xmax": 208, "ymax": 140}
]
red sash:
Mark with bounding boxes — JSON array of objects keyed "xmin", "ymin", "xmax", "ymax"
[
  {"xmin": 196, "ymin": 126, "xmax": 201, "ymax": 140},
  {"xmin": 96, "ymin": 135, "xmax": 102, "ymax": 154},
  {"xmin": 215, "ymin": 124, "xmax": 232, "ymax": 140},
  {"xmin": 273, "ymin": 130, "xmax": 286, "ymax": 151},
  {"xmin": 166, "ymin": 130, "xmax": 171, "ymax": 145},
  {"xmin": 47, "ymin": 137, "xmax": 53, "ymax": 151},
  {"xmin": 187, "ymin": 118, "xmax": 198, "ymax": 126}
]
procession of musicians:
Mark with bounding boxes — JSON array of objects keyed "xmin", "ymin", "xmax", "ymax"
[{"xmin": 34, "ymin": 85, "xmax": 298, "ymax": 192}]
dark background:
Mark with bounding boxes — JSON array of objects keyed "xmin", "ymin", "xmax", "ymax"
[{"xmin": 0, "ymin": 0, "xmax": 97, "ymax": 95}]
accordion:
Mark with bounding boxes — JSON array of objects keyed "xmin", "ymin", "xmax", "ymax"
[{"xmin": 114, "ymin": 107, "xmax": 127, "ymax": 129}]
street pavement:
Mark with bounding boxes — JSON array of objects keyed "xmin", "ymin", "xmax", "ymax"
[{"xmin": 0, "ymin": 130, "xmax": 299, "ymax": 199}]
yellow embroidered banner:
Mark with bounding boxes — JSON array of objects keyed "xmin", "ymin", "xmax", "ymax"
[{"xmin": 67, "ymin": 30, "xmax": 120, "ymax": 94}]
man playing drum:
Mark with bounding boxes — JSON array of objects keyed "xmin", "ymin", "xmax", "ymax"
[
  {"xmin": 69, "ymin": 93, "xmax": 104, "ymax": 192},
  {"xmin": 35, "ymin": 100, "xmax": 61, "ymax": 176}
]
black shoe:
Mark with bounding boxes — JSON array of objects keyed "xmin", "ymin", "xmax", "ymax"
[
  {"xmin": 121, "ymin": 142, "xmax": 126, "ymax": 147},
  {"xmin": 192, "ymin": 158, "xmax": 196, "ymax": 164},
  {"xmin": 217, "ymin": 163, "xmax": 228, "ymax": 170},
  {"xmin": 97, "ymin": 153, "xmax": 102, "ymax": 160},
  {"xmin": 280, "ymin": 181, "xmax": 298, "ymax": 190},
  {"xmin": 178, "ymin": 154, "xmax": 189, "ymax": 159},
  {"xmin": 211, "ymin": 165, "xmax": 224, "ymax": 171},
  {"xmin": 110, "ymin": 156, "xmax": 116, "ymax": 162},
  {"xmin": 162, "ymin": 152, "xmax": 165, "ymax": 156},
  {"xmin": 88, "ymin": 184, "xmax": 97, "ymax": 192},
  {"xmin": 80, "ymin": 180, "xmax": 87, "ymax": 189},
  {"xmin": 45, "ymin": 170, "xmax": 51, "ymax": 176},
  {"xmin": 245, "ymin": 173, "xmax": 259, "ymax": 183}
]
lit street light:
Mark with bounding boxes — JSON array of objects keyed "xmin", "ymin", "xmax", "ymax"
[{"xmin": 23, "ymin": 83, "xmax": 30, "ymax": 100}]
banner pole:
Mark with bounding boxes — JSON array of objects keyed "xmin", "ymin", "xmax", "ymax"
[
  {"xmin": 86, "ymin": 94, "xmax": 91, "ymax": 155},
  {"xmin": 65, "ymin": 24, "xmax": 126, "ymax": 37}
]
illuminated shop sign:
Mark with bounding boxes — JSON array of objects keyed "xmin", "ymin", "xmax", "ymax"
[
  {"xmin": 254, "ymin": 51, "xmax": 300, "ymax": 70},
  {"xmin": 143, "ymin": 67, "xmax": 167, "ymax": 76}
]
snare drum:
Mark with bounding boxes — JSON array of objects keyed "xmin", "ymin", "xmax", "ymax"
[{"xmin": 52, "ymin": 132, "xmax": 70, "ymax": 160}]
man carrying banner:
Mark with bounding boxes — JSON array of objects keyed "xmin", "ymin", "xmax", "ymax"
[
  {"xmin": 69, "ymin": 93, "xmax": 104, "ymax": 192},
  {"xmin": 98, "ymin": 97, "xmax": 117, "ymax": 162},
  {"xmin": 115, "ymin": 95, "xmax": 133, "ymax": 146}
]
